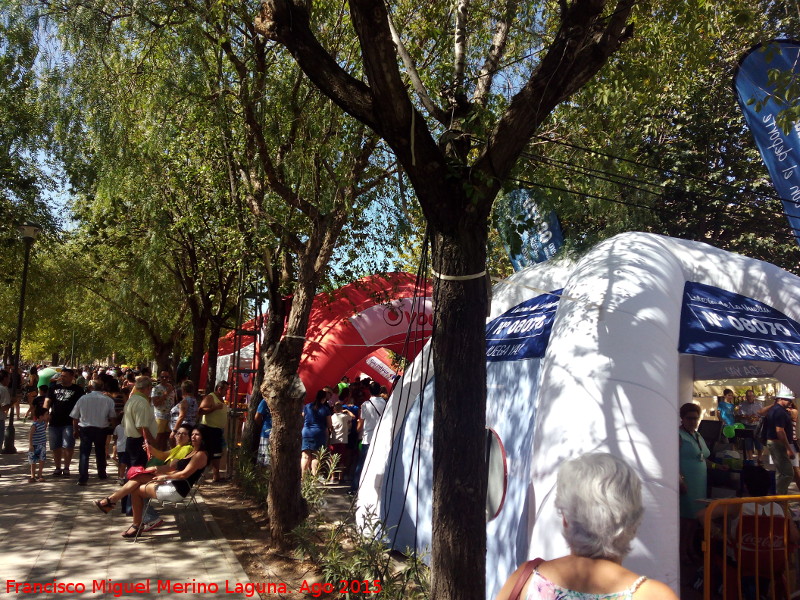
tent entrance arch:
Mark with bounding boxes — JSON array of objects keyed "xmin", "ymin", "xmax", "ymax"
[
  {"xmin": 205, "ymin": 273, "xmax": 433, "ymax": 400},
  {"xmin": 297, "ymin": 272, "xmax": 433, "ymax": 399},
  {"xmin": 677, "ymin": 280, "xmax": 800, "ymax": 423}
]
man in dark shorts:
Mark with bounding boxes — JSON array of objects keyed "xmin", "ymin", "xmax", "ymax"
[{"xmin": 44, "ymin": 368, "xmax": 85, "ymax": 477}]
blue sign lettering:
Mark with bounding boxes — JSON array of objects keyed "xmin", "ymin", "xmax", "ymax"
[
  {"xmin": 485, "ymin": 290, "xmax": 561, "ymax": 362},
  {"xmin": 679, "ymin": 281, "xmax": 800, "ymax": 365}
]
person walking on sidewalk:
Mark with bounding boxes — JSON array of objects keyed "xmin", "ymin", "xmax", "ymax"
[
  {"xmin": 45, "ymin": 368, "xmax": 85, "ymax": 477},
  {"xmin": 28, "ymin": 406, "xmax": 49, "ymax": 482},
  {"xmin": 349, "ymin": 381, "xmax": 386, "ymax": 495},
  {"xmin": 70, "ymin": 378, "xmax": 117, "ymax": 486},
  {"xmin": 0, "ymin": 369, "xmax": 11, "ymax": 452}
]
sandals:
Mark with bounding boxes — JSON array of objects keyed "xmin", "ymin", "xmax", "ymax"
[
  {"xmin": 121, "ymin": 524, "xmax": 143, "ymax": 538},
  {"xmin": 93, "ymin": 497, "xmax": 116, "ymax": 514}
]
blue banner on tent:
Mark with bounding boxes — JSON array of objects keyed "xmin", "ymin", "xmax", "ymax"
[
  {"xmin": 679, "ymin": 281, "xmax": 800, "ymax": 365},
  {"xmin": 485, "ymin": 290, "xmax": 561, "ymax": 362},
  {"xmin": 734, "ymin": 39, "xmax": 800, "ymax": 244},
  {"xmin": 495, "ymin": 189, "xmax": 564, "ymax": 270}
]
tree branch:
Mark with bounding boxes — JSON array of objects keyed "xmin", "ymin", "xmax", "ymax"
[
  {"xmin": 472, "ymin": 0, "xmax": 519, "ymax": 106},
  {"xmin": 255, "ymin": 0, "xmax": 377, "ymax": 129},
  {"xmin": 452, "ymin": 0, "xmax": 470, "ymax": 98},
  {"xmin": 385, "ymin": 7, "xmax": 448, "ymax": 124},
  {"xmin": 473, "ymin": 0, "xmax": 635, "ymax": 204},
  {"xmin": 256, "ymin": 0, "xmax": 450, "ymax": 230},
  {"xmin": 347, "ymin": 0, "xmax": 414, "ymax": 134}
]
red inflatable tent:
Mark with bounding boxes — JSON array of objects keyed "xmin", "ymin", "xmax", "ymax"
[{"xmin": 204, "ymin": 272, "xmax": 432, "ymax": 402}]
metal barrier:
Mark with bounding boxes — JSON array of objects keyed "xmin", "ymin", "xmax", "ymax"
[{"xmin": 702, "ymin": 494, "xmax": 800, "ymax": 600}]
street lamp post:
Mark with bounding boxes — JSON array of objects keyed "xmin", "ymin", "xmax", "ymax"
[{"xmin": 3, "ymin": 222, "xmax": 41, "ymax": 454}]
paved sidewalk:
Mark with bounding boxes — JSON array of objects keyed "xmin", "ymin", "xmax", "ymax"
[{"xmin": 0, "ymin": 420, "xmax": 254, "ymax": 600}]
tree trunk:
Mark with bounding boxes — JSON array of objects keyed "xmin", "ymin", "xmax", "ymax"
[
  {"xmin": 262, "ymin": 283, "xmax": 316, "ymax": 549},
  {"xmin": 429, "ymin": 221, "xmax": 490, "ymax": 600},
  {"xmin": 153, "ymin": 342, "xmax": 173, "ymax": 374},
  {"xmin": 190, "ymin": 311, "xmax": 209, "ymax": 389}
]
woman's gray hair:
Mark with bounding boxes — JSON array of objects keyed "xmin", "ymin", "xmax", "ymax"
[{"xmin": 555, "ymin": 452, "xmax": 644, "ymax": 562}]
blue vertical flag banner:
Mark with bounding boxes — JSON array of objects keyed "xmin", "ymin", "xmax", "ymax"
[
  {"xmin": 678, "ymin": 281, "xmax": 800, "ymax": 365},
  {"xmin": 734, "ymin": 39, "xmax": 800, "ymax": 244},
  {"xmin": 495, "ymin": 189, "xmax": 564, "ymax": 270},
  {"xmin": 485, "ymin": 290, "xmax": 562, "ymax": 362}
]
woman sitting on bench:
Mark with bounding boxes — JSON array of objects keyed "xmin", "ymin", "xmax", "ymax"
[{"xmin": 92, "ymin": 426, "xmax": 208, "ymax": 538}]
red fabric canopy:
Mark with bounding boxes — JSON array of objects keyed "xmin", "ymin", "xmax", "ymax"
[{"xmin": 208, "ymin": 272, "xmax": 432, "ymax": 401}]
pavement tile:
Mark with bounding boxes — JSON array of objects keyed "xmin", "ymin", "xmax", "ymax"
[{"xmin": 0, "ymin": 420, "xmax": 253, "ymax": 600}]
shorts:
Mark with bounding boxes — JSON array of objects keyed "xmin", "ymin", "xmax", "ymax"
[
  {"xmin": 155, "ymin": 481, "xmax": 186, "ymax": 502},
  {"xmin": 28, "ymin": 445, "xmax": 46, "ymax": 463},
  {"xmin": 156, "ymin": 419, "xmax": 170, "ymax": 434},
  {"xmin": 48, "ymin": 425, "xmax": 75, "ymax": 451},
  {"xmin": 117, "ymin": 451, "xmax": 130, "ymax": 467},
  {"xmin": 328, "ymin": 443, "xmax": 348, "ymax": 455},
  {"xmin": 199, "ymin": 425, "xmax": 224, "ymax": 459}
]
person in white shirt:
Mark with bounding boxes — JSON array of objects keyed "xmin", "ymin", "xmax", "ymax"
[
  {"xmin": 349, "ymin": 381, "xmax": 386, "ymax": 495},
  {"xmin": 70, "ymin": 378, "xmax": 117, "ymax": 486},
  {"xmin": 737, "ymin": 389, "xmax": 765, "ymax": 461}
]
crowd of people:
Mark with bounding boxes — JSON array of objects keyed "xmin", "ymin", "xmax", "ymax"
[
  {"xmin": 0, "ymin": 362, "xmax": 392, "ymax": 524},
  {"xmin": 676, "ymin": 385, "xmax": 800, "ymax": 597},
  {"xmin": 295, "ymin": 376, "xmax": 388, "ymax": 495},
  {"xmin": 11, "ymin": 361, "xmax": 792, "ymax": 594},
  {"xmin": 679, "ymin": 385, "xmax": 800, "ymax": 556},
  {"xmin": 0, "ymin": 363, "xmax": 224, "ymax": 537}
]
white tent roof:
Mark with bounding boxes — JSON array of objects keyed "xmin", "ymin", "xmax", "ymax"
[{"xmin": 358, "ymin": 232, "xmax": 800, "ymax": 597}]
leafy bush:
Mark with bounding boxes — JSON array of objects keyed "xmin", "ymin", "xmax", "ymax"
[
  {"xmin": 294, "ymin": 450, "xmax": 430, "ymax": 600},
  {"xmin": 232, "ymin": 447, "xmax": 269, "ymax": 507}
]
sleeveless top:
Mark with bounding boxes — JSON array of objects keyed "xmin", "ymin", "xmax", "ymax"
[
  {"xmin": 525, "ymin": 571, "xmax": 648, "ymax": 600},
  {"xmin": 171, "ymin": 455, "xmax": 205, "ymax": 497},
  {"xmin": 170, "ymin": 396, "xmax": 198, "ymax": 429},
  {"xmin": 200, "ymin": 392, "xmax": 227, "ymax": 429}
]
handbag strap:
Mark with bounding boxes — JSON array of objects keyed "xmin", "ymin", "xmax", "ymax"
[{"xmin": 508, "ymin": 558, "xmax": 544, "ymax": 600}]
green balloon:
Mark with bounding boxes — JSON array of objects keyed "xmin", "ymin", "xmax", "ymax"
[
  {"xmin": 734, "ymin": 423, "xmax": 745, "ymax": 430},
  {"xmin": 723, "ymin": 425, "xmax": 736, "ymax": 438}
]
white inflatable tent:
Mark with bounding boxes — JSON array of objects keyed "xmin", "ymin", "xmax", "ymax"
[{"xmin": 356, "ymin": 231, "xmax": 800, "ymax": 597}]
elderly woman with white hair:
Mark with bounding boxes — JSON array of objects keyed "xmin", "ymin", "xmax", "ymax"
[{"xmin": 495, "ymin": 453, "xmax": 677, "ymax": 600}]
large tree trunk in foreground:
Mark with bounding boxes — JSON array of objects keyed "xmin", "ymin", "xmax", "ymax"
[
  {"xmin": 429, "ymin": 221, "xmax": 490, "ymax": 599},
  {"xmin": 154, "ymin": 341, "xmax": 174, "ymax": 375}
]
